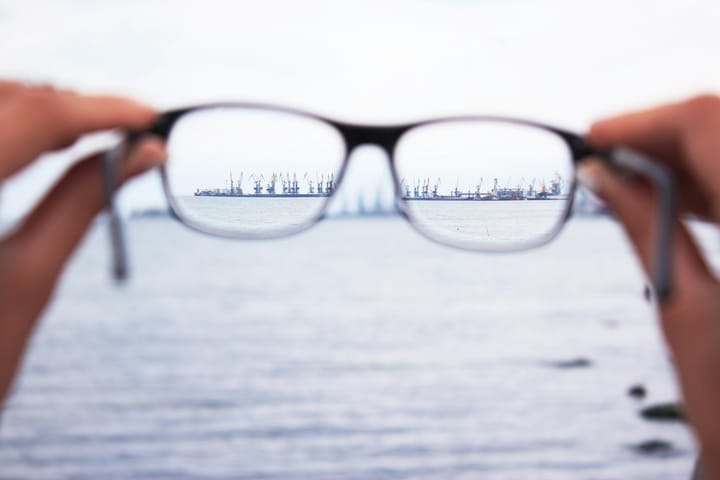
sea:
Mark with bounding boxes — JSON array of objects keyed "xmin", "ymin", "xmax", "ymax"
[{"xmin": 1, "ymin": 212, "xmax": 716, "ymax": 480}]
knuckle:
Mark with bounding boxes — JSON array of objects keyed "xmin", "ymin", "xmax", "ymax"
[
  {"xmin": 0, "ymin": 81, "xmax": 26, "ymax": 96},
  {"xmin": 20, "ymin": 89, "xmax": 59, "ymax": 114},
  {"xmin": 16, "ymin": 88, "xmax": 71, "ymax": 143},
  {"xmin": 586, "ymin": 121, "xmax": 607, "ymax": 144}
]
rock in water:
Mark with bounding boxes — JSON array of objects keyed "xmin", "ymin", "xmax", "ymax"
[
  {"xmin": 631, "ymin": 439, "xmax": 675, "ymax": 456},
  {"xmin": 547, "ymin": 358, "xmax": 592, "ymax": 369},
  {"xmin": 628, "ymin": 384, "xmax": 647, "ymax": 399},
  {"xmin": 640, "ymin": 403, "xmax": 685, "ymax": 422}
]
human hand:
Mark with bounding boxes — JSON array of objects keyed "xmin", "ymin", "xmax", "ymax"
[
  {"xmin": 0, "ymin": 81, "xmax": 166, "ymax": 405},
  {"xmin": 584, "ymin": 95, "xmax": 720, "ymax": 479}
]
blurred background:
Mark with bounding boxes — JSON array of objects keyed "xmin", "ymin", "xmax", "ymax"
[{"xmin": 1, "ymin": 1, "xmax": 719, "ymax": 479}]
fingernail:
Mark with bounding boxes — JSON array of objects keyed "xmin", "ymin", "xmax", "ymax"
[
  {"xmin": 134, "ymin": 102, "xmax": 157, "ymax": 120},
  {"xmin": 123, "ymin": 138, "xmax": 166, "ymax": 177},
  {"xmin": 576, "ymin": 163, "xmax": 601, "ymax": 194},
  {"xmin": 136, "ymin": 139, "xmax": 166, "ymax": 165}
]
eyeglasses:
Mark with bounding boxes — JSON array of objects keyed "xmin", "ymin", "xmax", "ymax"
[{"xmin": 102, "ymin": 103, "xmax": 676, "ymax": 300}]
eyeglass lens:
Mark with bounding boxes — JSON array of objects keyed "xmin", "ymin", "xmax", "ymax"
[
  {"xmin": 165, "ymin": 107, "xmax": 346, "ymax": 236},
  {"xmin": 394, "ymin": 120, "xmax": 574, "ymax": 250}
]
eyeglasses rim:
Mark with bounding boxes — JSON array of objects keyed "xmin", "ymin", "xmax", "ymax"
[
  {"xmin": 115, "ymin": 101, "xmax": 674, "ymax": 299},
  {"xmin": 153, "ymin": 102, "xmax": 589, "ymax": 251}
]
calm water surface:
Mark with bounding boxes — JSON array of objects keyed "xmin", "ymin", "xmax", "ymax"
[{"xmin": 1, "ymin": 215, "xmax": 712, "ymax": 480}]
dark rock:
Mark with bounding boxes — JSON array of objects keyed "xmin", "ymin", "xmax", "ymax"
[
  {"xmin": 628, "ymin": 384, "xmax": 647, "ymax": 399},
  {"xmin": 631, "ymin": 439, "xmax": 675, "ymax": 456},
  {"xmin": 640, "ymin": 402, "xmax": 685, "ymax": 422},
  {"xmin": 643, "ymin": 285, "xmax": 653, "ymax": 302},
  {"xmin": 130, "ymin": 208, "xmax": 172, "ymax": 219},
  {"xmin": 602, "ymin": 319, "xmax": 618, "ymax": 329},
  {"xmin": 547, "ymin": 358, "xmax": 592, "ymax": 369}
]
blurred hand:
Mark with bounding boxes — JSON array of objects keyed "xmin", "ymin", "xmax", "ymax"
[
  {"xmin": 0, "ymin": 81, "xmax": 165, "ymax": 404},
  {"xmin": 584, "ymin": 94, "xmax": 720, "ymax": 479}
]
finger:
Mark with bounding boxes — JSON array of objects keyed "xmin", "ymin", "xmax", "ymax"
[
  {"xmin": 576, "ymin": 160, "xmax": 715, "ymax": 301},
  {"xmin": 2, "ymin": 138, "xmax": 166, "ymax": 300},
  {"xmin": 588, "ymin": 100, "xmax": 686, "ymax": 161},
  {"xmin": 588, "ymin": 95, "xmax": 720, "ymax": 215},
  {"xmin": 588, "ymin": 95, "xmax": 720, "ymax": 159},
  {"xmin": 0, "ymin": 80, "xmax": 25, "ymax": 98},
  {"xmin": 0, "ymin": 87, "xmax": 156, "ymax": 179}
]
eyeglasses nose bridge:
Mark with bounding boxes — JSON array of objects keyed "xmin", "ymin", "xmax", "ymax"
[
  {"xmin": 335, "ymin": 124, "xmax": 409, "ymax": 160},
  {"xmin": 334, "ymin": 124, "xmax": 412, "ymax": 215}
]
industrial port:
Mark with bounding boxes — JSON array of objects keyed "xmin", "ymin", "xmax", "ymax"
[
  {"xmin": 194, "ymin": 172, "xmax": 565, "ymax": 201},
  {"xmin": 400, "ymin": 175, "xmax": 564, "ymax": 201},
  {"xmin": 195, "ymin": 172, "xmax": 335, "ymax": 198}
]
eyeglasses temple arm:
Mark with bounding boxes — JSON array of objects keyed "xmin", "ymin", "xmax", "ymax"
[
  {"xmin": 602, "ymin": 147, "xmax": 676, "ymax": 302},
  {"xmin": 101, "ymin": 142, "xmax": 129, "ymax": 282},
  {"xmin": 99, "ymin": 113, "xmax": 175, "ymax": 283}
]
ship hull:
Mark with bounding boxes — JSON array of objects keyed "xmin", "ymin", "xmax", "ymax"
[
  {"xmin": 403, "ymin": 196, "xmax": 564, "ymax": 201},
  {"xmin": 194, "ymin": 193, "xmax": 331, "ymax": 198}
]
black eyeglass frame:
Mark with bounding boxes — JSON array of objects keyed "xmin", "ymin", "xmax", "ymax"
[{"xmin": 102, "ymin": 103, "xmax": 676, "ymax": 301}]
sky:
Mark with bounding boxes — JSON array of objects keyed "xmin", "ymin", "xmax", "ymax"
[{"xmin": 1, "ymin": 0, "xmax": 719, "ymax": 219}]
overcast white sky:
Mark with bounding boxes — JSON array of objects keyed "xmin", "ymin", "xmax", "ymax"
[{"xmin": 1, "ymin": 0, "xmax": 719, "ymax": 217}]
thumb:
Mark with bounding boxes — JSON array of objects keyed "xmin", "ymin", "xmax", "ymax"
[
  {"xmin": 577, "ymin": 159, "xmax": 657, "ymax": 276},
  {"xmin": 4, "ymin": 138, "xmax": 166, "ymax": 299},
  {"xmin": 577, "ymin": 159, "xmax": 713, "ymax": 300}
]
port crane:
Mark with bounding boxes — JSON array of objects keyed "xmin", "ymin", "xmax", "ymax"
[
  {"xmin": 229, "ymin": 171, "xmax": 244, "ymax": 195},
  {"xmin": 400, "ymin": 178, "xmax": 411, "ymax": 197},
  {"xmin": 304, "ymin": 173, "xmax": 315, "ymax": 194},
  {"xmin": 452, "ymin": 177, "xmax": 461, "ymax": 197},
  {"xmin": 550, "ymin": 172, "xmax": 562, "ymax": 195},
  {"xmin": 421, "ymin": 178, "xmax": 430, "ymax": 198},
  {"xmin": 249, "ymin": 174, "xmax": 264, "ymax": 195},
  {"xmin": 526, "ymin": 177, "xmax": 536, "ymax": 197},
  {"xmin": 266, "ymin": 173, "xmax": 277, "ymax": 195},
  {"xmin": 279, "ymin": 172, "xmax": 300, "ymax": 194}
]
